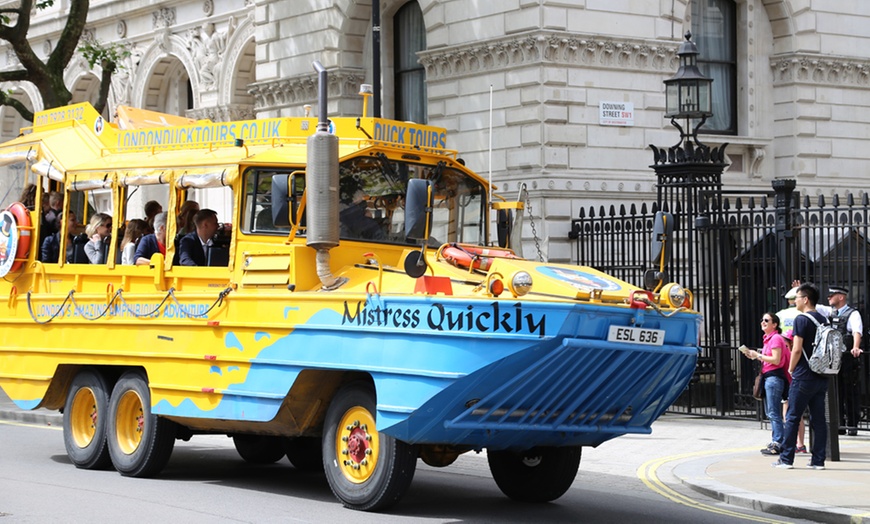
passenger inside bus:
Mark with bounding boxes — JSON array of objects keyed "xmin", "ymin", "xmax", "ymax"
[
  {"xmin": 176, "ymin": 200, "xmax": 200, "ymax": 236},
  {"xmin": 134, "ymin": 212, "xmax": 168, "ymax": 265},
  {"xmin": 178, "ymin": 209, "xmax": 227, "ymax": 266},
  {"xmin": 144, "ymin": 200, "xmax": 162, "ymax": 231},
  {"xmin": 40, "ymin": 211, "xmax": 78, "ymax": 264},
  {"xmin": 83, "ymin": 213, "xmax": 112, "ymax": 264},
  {"xmin": 120, "ymin": 219, "xmax": 149, "ymax": 265}
]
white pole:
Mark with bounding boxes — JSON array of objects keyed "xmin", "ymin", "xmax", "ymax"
[{"xmin": 488, "ymin": 84, "xmax": 493, "ymax": 246}]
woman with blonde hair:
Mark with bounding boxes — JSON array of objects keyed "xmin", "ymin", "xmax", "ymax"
[
  {"xmin": 120, "ymin": 219, "xmax": 149, "ymax": 265},
  {"xmin": 84, "ymin": 213, "xmax": 112, "ymax": 264}
]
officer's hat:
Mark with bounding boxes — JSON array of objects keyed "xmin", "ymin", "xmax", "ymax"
[
  {"xmin": 784, "ymin": 286, "xmax": 800, "ymax": 300},
  {"xmin": 828, "ymin": 285, "xmax": 849, "ymax": 296}
]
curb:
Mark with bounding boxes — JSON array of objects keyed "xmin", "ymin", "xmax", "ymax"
[
  {"xmin": 673, "ymin": 455, "xmax": 870, "ymax": 524},
  {"xmin": 0, "ymin": 406, "xmax": 63, "ymax": 427}
]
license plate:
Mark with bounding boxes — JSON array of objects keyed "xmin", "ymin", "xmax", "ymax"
[{"xmin": 607, "ymin": 326, "xmax": 665, "ymax": 346}]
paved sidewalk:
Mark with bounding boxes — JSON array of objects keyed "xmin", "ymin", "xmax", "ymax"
[{"xmin": 2, "ymin": 388, "xmax": 868, "ymax": 522}]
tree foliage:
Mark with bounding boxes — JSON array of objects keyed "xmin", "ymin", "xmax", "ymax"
[{"xmin": 0, "ymin": 0, "xmax": 122, "ymax": 122}]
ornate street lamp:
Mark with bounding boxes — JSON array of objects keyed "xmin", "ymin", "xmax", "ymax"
[
  {"xmin": 664, "ymin": 31, "xmax": 713, "ymax": 143},
  {"xmin": 650, "ymin": 31, "xmax": 726, "ymax": 166}
]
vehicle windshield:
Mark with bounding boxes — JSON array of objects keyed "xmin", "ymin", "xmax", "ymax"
[{"xmin": 242, "ymin": 155, "xmax": 487, "ymax": 245}]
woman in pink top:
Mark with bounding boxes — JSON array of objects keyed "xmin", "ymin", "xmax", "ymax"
[{"xmin": 743, "ymin": 312, "xmax": 789, "ymax": 454}]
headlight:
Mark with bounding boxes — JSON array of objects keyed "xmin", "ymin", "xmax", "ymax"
[
  {"xmin": 661, "ymin": 282, "xmax": 690, "ymax": 308},
  {"xmin": 509, "ymin": 271, "xmax": 533, "ymax": 297}
]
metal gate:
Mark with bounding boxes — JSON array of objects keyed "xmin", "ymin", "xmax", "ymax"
[{"xmin": 570, "ymin": 181, "xmax": 870, "ymax": 428}]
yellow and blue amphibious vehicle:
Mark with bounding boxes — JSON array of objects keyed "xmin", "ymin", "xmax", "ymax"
[{"xmin": 0, "ymin": 64, "xmax": 699, "ymax": 511}]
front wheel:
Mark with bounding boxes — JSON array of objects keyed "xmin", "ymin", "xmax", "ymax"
[
  {"xmin": 322, "ymin": 382, "xmax": 417, "ymax": 511},
  {"xmin": 488, "ymin": 446, "xmax": 581, "ymax": 502},
  {"xmin": 63, "ymin": 369, "xmax": 112, "ymax": 470},
  {"xmin": 107, "ymin": 371, "xmax": 176, "ymax": 477}
]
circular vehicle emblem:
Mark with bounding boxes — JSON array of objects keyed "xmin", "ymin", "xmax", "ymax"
[
  {"xmin": 0, "ymin": 210, "xmax": 19, "ymax": 277},
  {"xmin": 536, "ymin": 266, "xmax": 622, "ymax": 291}
]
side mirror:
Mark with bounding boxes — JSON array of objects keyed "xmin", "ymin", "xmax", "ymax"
[
  {"xmin": 271, "ymin": 175, "xmax": 290, "ymax": 227},
  {"xmin": 404, "ymin": 178, "xmax": 432, "ymax": 241},
  {"xmin": 496, "ymin": 208, "xmax": 512, "ymax": 248},
  {"xmin": 271, "ymin": 172, "xmax": 305, "ymax": 227},
  {"xmin": 404, "ymin": 179, "xmax": 433, "ymax": 279},
  {"xmin": 651, "ymin": 211, "xmax": 674, "ymax": 266}
]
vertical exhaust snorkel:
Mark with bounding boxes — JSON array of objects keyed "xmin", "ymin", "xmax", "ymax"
[{"xmin": 307, "ymin": 61, "xmax": 345, "ymax": 290}]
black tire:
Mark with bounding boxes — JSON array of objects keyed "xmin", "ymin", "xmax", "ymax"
[
  {"xmin": 232, "ymin": 435, "xmax": 286, "ymax": 464},
  {"xmin": 62, "ymin": 369, "xmax": 112, "ymax": 470},
  {"xmin": 284, "ymin": 436, "xmax": 324, "ymax": 471},
  {"xmin": 322, "ymin": 382, "xmax": 417, "ymax": 511},
  {"xmin": 106, "ymin": 371, "xmax": 176, "ymax": 477},
  {"xmin": 487, "ymin": 446, "xmax": 581, "ymax": 502}
]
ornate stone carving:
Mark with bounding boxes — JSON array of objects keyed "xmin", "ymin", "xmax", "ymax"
[
  {"xmin": 117, "ymin": 20, "xmax": 127, "ymax": 39},
  {"xmin": 186, "ymin": 104, "xmax": 255, "ymax": 122},
  {"xmin": 419, "ymin": 32, "xmax": 679, "ymax": 80},
  {"xmin": 42, "ymin": 40, "xmax": 52, "ymax": 56},
  {"xmin": 153, "ymin": 7, "xmax": 176, "ymax": 29},
  {"xmin": 187, "ymin": 19, "xmax": 236, "ymax": 89},
  {"xmin": 771, "ymin": 54, "xmax": 870, "ymax": 87},
  {"xmin": 6, "ymin": 48, "xmax": 18, "ymax": 66},
  {"xmin": 111, "ymin": 44, "xmax": 143, "ymax": 107},
  {"xmin": 203, "ymin": 0, "xmax": 214, "ymax": 16},
  {"xmin": 249, "ymin": 70, "xmax": 365, "ymax": 112}
]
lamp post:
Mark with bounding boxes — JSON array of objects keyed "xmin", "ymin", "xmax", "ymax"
[
  {"xmin": 649, "ymin": 31, "xmax": 731, "ymax": 414},
  {"xmin": 664, "ymin": 31, "xmax": 714, "ymax": 148}
]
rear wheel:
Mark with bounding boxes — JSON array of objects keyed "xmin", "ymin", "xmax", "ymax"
[
  {"xmin": 63, "ymin": 369, "xmax": 112, "ymax": 470},
  {"xmin": 487, "ymin": 446, "xmax": 581, "ymax": 502},
  {"xmin": 322, "ymin": 382, "xmax": 417, "ymax": 511},
  {"xmin": 284, "ymin": 436, "xmax": 323, "ymax": 471},
  {"xmin": 107, "ymin": 371, "xmax": 176, "ymax": 477},
  {"xmin": 232, "ymin": 435, "xmax": 286, "ymax": 464}
]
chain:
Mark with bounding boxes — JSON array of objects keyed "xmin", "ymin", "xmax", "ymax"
[
  {"xmin": 524, "ymin": 188, "xmax": 544, "ymax": 262},
  {"xmin": 26, "ymin": 287, "xmax": 232, "ymax": 324}
]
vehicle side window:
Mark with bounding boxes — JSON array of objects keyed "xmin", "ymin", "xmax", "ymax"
[{"xmin": 242, "ymin": 169, "xmax": 287, "ymax": 234}]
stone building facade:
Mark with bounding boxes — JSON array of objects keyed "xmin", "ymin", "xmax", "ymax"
[{"xmin": 2, "ymin": 0, "xmax": 868, "ymax": 262}]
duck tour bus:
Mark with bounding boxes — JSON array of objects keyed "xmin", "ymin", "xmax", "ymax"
[{"xmin": 0, "ymin": 62, "xmax": 700, "ymax": 511}]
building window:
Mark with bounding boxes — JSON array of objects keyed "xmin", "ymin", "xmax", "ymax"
[
  {"xmin": 394, "ymin": 1, "xmax": 426, "ymax": 123},
  {"xmin": 691, "ymin": 0, "xmax": 736, "ymax": 134}
]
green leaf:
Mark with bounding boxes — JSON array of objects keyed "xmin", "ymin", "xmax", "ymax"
[{"xmin": 78, "ymin": 40, "xmax": 132, "ymax": 70}]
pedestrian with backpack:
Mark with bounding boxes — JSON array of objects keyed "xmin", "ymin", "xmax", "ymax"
[
  {"xmin": 773, "ymin": 283, "xmax": 830, "ymax": 470},
  {"xmin": 818, "ymin": 286, "xmax": 863, "ymax": 436}
]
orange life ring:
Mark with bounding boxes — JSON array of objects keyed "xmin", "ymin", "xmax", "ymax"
[
  {"xmin": 6, "ymin": 201, "xmax": 32, "ymax": 273},
  {"xmin": 440, "ymin": 244, "xmax": 517, "ymax": 271}
]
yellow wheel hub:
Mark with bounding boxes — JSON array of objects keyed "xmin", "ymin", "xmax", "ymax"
[
  {"xmin": 70, "ymin": 387, "xmax": 98, "ymax": 449},
  {"xmin": 115, "ymin": 389, "xmax": 145, "ymax": 455},
  {"xmin": 335, "ymin": 405, "xmax": 379, "ymax": 483}
]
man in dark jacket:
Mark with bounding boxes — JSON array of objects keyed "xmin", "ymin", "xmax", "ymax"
[
  {"xmin": 40, "ymin": 212, "xmax": 77, "ymax": 263},
  {"xmin": 178, "ymin": 209, "xmax": 219, "ymax": 266}
]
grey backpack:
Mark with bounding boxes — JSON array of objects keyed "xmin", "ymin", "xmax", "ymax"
[{"xmin": 801, "ymin": 312, "xmax": 846, "ymax": 375}]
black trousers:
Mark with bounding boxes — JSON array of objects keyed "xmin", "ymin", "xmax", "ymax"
[{"xmin": 838, "ymin": 355, "xmax": 862, "ymax": 428}]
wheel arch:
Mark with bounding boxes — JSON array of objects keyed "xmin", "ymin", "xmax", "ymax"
[
  {"xmin": 43, "ymin": 364, "xmax": 130, "ymax": 410},
  {"xmin": 280, "ymin": 369, "xmax": 374, "ymax": 436}
]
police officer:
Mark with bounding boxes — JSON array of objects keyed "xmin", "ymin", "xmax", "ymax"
[{"xmin": 818, "ymin": 285, "xmax": 863, "ymax": 436}]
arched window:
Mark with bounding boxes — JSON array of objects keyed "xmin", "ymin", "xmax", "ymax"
[
  {"xmin": 691, "ymin": 0, "xmax": 736, "ymax": 134},
  {"xmin": 393, "ymin": 1, "xmax": 426, "ymax": 123}
]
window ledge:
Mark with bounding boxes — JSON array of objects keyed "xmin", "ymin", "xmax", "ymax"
[{"xmin": 699, "ymin": 135, "xmax": 772, "ymax": 178}]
